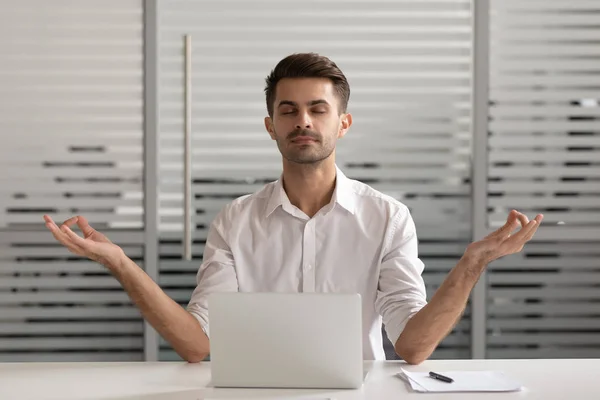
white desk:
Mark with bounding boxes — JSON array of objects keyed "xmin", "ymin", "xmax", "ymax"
[{"xmin": 1, "ymin": 359, "xmax": 598, "ymax": 400}]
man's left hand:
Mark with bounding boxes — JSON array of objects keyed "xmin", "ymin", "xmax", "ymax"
[{"xmin": 464, "ymin": 210, "xmax": 544, "ymax": 266}]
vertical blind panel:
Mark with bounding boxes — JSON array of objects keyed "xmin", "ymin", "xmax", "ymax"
[
  {"xmin": 0, "ymin": 0, "xmax": 144, "ymax": 230},
  {"xmin": 0, "ymin": 0, "xmax": 145, "ymax": 361},
  {"xmin": 157, "ymin": 0, "xmax": 472, "ymax": 360},
  {"xmin": 488, "ymin": 0, "xmax": 600, "ymax": 358}
]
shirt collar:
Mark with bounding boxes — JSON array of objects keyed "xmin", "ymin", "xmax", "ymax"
[
  {"xmin": 332, "ymin": 166, "xmax": 356, "ymax": 215},
  {"xmin": 265, "ymin": 165, "xmax": 356, "ymax": 218}
]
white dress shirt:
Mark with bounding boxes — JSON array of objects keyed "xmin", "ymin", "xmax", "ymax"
[{"xmin": 187, "ymin": 166, "xmax": 428, "ymax": 360}]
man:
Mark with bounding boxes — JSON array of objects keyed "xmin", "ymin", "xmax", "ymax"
[{"xmin": 44, "ymin": 53, "xmax": 543, "ymax": 364}]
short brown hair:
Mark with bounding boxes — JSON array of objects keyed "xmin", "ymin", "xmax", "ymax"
[{"xmin": 264, "ymin": 53, "xmax": 350, "ymax": 117}]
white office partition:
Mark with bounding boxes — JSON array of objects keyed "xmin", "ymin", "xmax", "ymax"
[
  {"xmin": 486, "ymin": 0, "xmax": 600, "ymax": 358},
  {"xmin": 156, "ymin": 0, "xmax": 473, "ymax": 360},
  {"xmin": 0, "ymin": 0, "xmax": 146, "ymax": 361}
]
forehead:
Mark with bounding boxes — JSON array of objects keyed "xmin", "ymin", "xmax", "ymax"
[{"xmin": 274, "ymin": 77, "xmax": 336, "ymax": 104}]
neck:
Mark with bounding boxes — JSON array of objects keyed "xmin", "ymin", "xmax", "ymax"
[{"xmin": 281, "ymin": 157, "xmax": 337, "ymax": 218}]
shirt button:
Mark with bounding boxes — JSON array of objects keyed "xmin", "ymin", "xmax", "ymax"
[{"xmin": 306, "ymin": 264, "xmax": 312, "ymax": 270}]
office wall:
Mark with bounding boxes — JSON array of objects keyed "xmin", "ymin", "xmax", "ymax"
[{"xmin": 0, "ymin": 0, "xmax": 598, "ymax": 362}]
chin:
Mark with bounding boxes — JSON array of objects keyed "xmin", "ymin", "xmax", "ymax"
[{"xmin": 286, "ymin": 154, "xmax": 330, "ymax": 165}]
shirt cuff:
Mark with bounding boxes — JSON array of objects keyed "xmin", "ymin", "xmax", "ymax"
[
  {"xmin": 187, "ymin": 304, "xmax": 210, "ymax": 338},
  {"xmin": 385, "ymin": 306, "xmax": 424, "ymax": 345}
]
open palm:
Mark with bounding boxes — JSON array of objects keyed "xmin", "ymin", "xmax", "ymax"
[{"xmin": 43, "ymin": 215, "xmax": 124, "ymax": 267}]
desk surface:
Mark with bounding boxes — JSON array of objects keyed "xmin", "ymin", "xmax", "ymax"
[{"xmin": 1, "ymin": 359, "xmax": 598, "ymax": 400}]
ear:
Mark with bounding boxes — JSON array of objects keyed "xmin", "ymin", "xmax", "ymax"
[
  {"xmin": 264, "ymin": 116, "xmax": 276, "ymax": 140},
  {"xmin": 338, "ymin": 113, "xmax": 352, "ymax": 139}
]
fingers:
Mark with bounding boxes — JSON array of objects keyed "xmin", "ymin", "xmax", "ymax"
[
  {"xmin": 43, "ymin": 214, "xmax": 85, "ymax": 255},
  {"xmin": 60, "ymin": 224, "xmax": 88, "ymax": 248},
  {"xmin": 512, "ymin": 219, "xmax": 537, "ymax": 242},
  {"xmin": 507, "ymin": 213, "xmax": 544, "ymax": 246},
  {"xmin": 49, "ymin": 215, "xmax": 88, "ymax": 233},
  {"xmin": 43, "ymin": 214, "xmax": 62, "ymax": 236},
  {"xmin": 76, "ymin": 215, "xmax": 96, "ymax": 238},
  {"xmin": 490, "ymin": 210, "xmax": 520, "ymax": 239},
  {"xmin": 523, "ymin": 214, "xmax": 543, "ymax": 241},
  {"xmin": 515, "ymin": 212, "xmax": 529, "ymax": 229},
  {"xmin": 46, "ymin": 222, "xmax": 81, "ymax": 254},
  {"xmin": 61, "ymin": 216, "xmax": 79, "ymax": 229},
  {"xmin": 490, "ymin": 209, "xmax": 535, "ymax": 240}
]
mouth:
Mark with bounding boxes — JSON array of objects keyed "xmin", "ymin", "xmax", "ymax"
[{"xmin": 291, "ymin": 136, "xmax": 318, "ymax": 144}]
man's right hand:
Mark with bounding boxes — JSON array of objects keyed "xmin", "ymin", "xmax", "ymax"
[
  {"xmin": 43, "ymin": 214, "xmax": 210, "ymax": 362},
  {"xmin": 43, "ymin": 215, "xmax": 125, "ymax": 270}
]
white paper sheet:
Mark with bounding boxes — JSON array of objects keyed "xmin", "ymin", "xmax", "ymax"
[{"xmin": 397, "ymin": 368, "xmax": 523, "ymax": 393}]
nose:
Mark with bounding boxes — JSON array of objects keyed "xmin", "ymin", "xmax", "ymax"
[{"xmin": 295, "ymin": 111, "xmax": 312, "ymax": 130}]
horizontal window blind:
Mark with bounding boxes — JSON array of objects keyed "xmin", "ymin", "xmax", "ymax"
[
  {"xmin": 487, "ymin": 0, "xmax": 600, "ymax": 358},
  {"xmin": 158, "ymin": 0, "xmax": 472, "ymax": 360},
  {"xmin": 0, "ymin": 0, "xmax": 145, "ymax": 361}
]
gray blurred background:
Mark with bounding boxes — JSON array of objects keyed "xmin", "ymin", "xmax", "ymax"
[{"xmin": 0, "ymin": 0, "xmax": 599, "ymax": 362}]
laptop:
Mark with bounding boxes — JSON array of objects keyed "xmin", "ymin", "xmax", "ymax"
[{"xmin": 207, "ymin": 292, "xmax": 364, "ymax": 389}]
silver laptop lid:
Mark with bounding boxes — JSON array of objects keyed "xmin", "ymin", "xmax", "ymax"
[{"xmin": 208, "ymin": 292, "xmax": 363, "ymax": 389}]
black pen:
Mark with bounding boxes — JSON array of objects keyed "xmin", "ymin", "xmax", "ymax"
[{"xmin": 429, "ymin": 371, "xmax": 454, "ymax": 383}]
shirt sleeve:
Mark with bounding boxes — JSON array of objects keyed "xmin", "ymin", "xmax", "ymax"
[
  {"xmin": 375, "ymin": 207, "xmax": 428, "ymax": 346},
  {"xmin": 186, "ymin": 210, "xmax": 238, "ymax": 337}
]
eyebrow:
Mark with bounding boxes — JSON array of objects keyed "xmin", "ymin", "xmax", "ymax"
[{"xmin": 277, "ymin": 99, "xmax": 330, "ymax": 108}]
